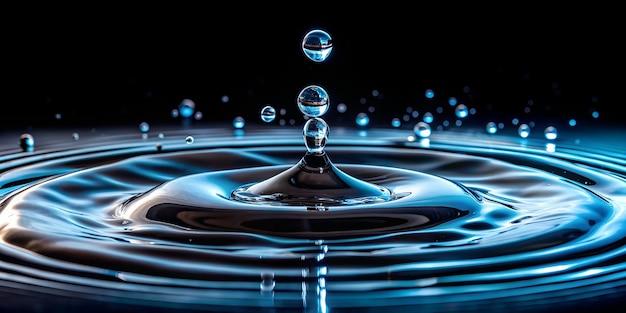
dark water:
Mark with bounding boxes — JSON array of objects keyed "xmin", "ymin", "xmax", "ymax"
[{"xmin": 1, "ymin": 126, "xmax": 625, "ymax": 313}]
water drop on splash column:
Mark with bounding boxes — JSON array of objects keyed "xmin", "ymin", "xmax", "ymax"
[
  {"xmin": 414, "ymin": 121, "xmax": 432, "ymax": 138},
  {"xmin": 544, "ymin": 126, "xmax": 558, "ymax": 140},
  {"xmin": 233, "ymin": 116, "xmax": 246, "ymax": 129},
  {"xmin": 303, "ymin": 117, "xmax": 329, "ymax": 154},
  {"xmin": 232, "ymin": 68, "xmax": 391, "ymax": 206},
  {"xmin": 178, "ymin": 99, "xmax": 196, "ymax": 118},
  {"xmin": 302, "ymin": 29, "xmax": 333, "ymax": 63}
]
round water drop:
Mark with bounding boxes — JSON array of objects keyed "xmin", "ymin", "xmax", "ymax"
[
  {"xmin": 486, "ymin": 122, "xmax": 498, "ymax": 134},
  {"xmin": 171, "ymin": 108, "xmax": 179, "ymax": 118},
  {"xmin": 544, "ymin": 126, "xmax": 558, "ymax": 140},
  {"xmin": 303, "ymin": 117, "xmax": 329, "ymax": 154},
  {"xmin": 425, "ymin": 89, "xmax": 434, "ymax": 99},
  {"xmin": 139, "ymin": 122, "xmax": 150, "ymax": 133},
  {"xmin": 518, "ymin": 124, "xmax": 531, "ymax": 138},
  {"xmin": 72, "ymin": 132, "xmax": 80, "ymax": 141},
  {"xmin": 391, "ymin": 118, "xmax": 401, "ymax": 127},
  {"xmin": 297, "ymin": 85, "xmax": 330, "ymax": 117},
  {"xmin": 185, "ymin": 136, "xmax": 194, "ymax": 144},
  {"xmin": 337, "ymin": 103, "xmax": 347, "ymax": 113},
  {"xmin": 423, "ymin": 112, "xmax": 434, "ymax": 123},
  {"xmin": 233, "ymin": 116, "xmax": 246, "ymax": 129},
  {"xmin": 302, "ymin": 29, "xmax": 333, "ymax": 62},
  {"xmin": 260, "ymin": 105, "xmax": 276, "ymax": 122},
  {"xmin": 448, "ymin": 97, "xmax": 457, "ymax": 106},
  {"xmin": 414, "ymin": 122, "xmax": 431, "ymax": 138},
  {"xmin": 19, "ymin": 133, "xmax": 34, "ymax": 152},
  {"xmin": 455, "ymin": 104, "xmax": 468, "ymax": 118},
  {"xmin": 355, "ymin": 112, "xmax": 370, "ymax": 127},
  {"xmin": 178, "ymin": 99, "xmax": 196, "ymax": 118}
]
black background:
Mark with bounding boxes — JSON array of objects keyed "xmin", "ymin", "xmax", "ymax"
[{"xmin": 3, "ymin": 3, "xmax": 623, "ymax": 133}]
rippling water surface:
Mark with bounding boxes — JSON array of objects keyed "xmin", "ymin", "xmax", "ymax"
[{"xmin": 1, "ymin": 125, "xmax": 625, "ymax": 313}]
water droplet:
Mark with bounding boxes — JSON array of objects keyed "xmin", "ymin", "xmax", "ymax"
[
  {"xmin": 185, "ymin": 136, "xmax": 194, "ymax": 144},
  {"xmin": 194, "ymin": 111, "xmax": 203, "ymax": 120},
  {"xmin": 260, "ymin": 106, "xmax": 276, "ymax": 122},
  {"xmin": 569, "ymin": 119, "xmax": 577, "ymax": 127},
  {"xmin": 171, "ymin": 108, "xmax": 179, "ymax": 118},
  {"xmin": 19, "ymin": 133, "xmax": 34, "ymax": 152},
  {"xmin": 139, "ymin": 122, "xmax": 150, "ymax": 133},
  {"xmin": 486, "ymin": 122, "xmax": 498, "ymax": 134},
  {"xmin": 72, "ymin": 133, "xmax": 80, "ymax": 141},
  {"xmin": 302, "ymin": 29, "xmax": 333, "ymax": 62},
  {"xmin": 221, "ymin": 95, "xmax": 229, "ymax": 103},
  {"xmin": 391, "ymin": 118, "xmax": 401, "ymax": 127},
  {"xmin": 233, "ymin": 116, "xmax": 246, "ymax": 129},
  {"xmin": 178, "ymin": 99, "xmax": 196, "ymax": 118},
  {"xmin": 425, "ymin": 89, "xmax": 435, "ymax": 99},
  {"xmin": 337, "ymin": 103, "xmax": 347, "ymax": 113},
  {"xmin": 448, "ymin": 97, "xmax": 457, "ymax": 106},
  {"xmin": 297, "ymin": 85, "xmax": 330, "ymax": 117},
  {"xmin": 455, "ymin": 104, "xmax": 468, "ymax": 118},
  {"xmin": 414, "ymin": 121, "xmax": 432, "ymax": 138},
  {"xmin": 518, "ymin": 124, "xmax": 531, "ymax": 138},
  {"xmin": 355, "ymin": 112, "xmax": 370, "ymax": 127},
  {"xmin": 544, "ymin": 126, "xmax": 558, "ymax": 140},
  {"xmin": 423, "ymin": 112, "xmax": 434, "ymax": 123},
  {"xmin": 303, "ymin": 117, "xmax": 329, "ymax": 154}
]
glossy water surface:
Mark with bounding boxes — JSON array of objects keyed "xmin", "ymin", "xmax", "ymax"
[{"xmin": 0, "ymin": 125, "xmax": 625, "ymax": 313}]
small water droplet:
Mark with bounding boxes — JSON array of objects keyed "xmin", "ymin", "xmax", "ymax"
[
  {"xmin": 391, "ymin": 118, "xmax": 401, "ymax": 127},
  {"xmin": 414, "ymin": 121, "xmax": 432, "ymax": 138},
  {"xmin": 337, "ymin": 103, "xmax": 347, "ymax": 113},
  {"xmin": 423, "ymin": 112, "xmax": 434, "ymax": 123},
  {"xmin": 302, "ymin": 29, "xmax": 333, "ymax": 62},
  {"xmin": 139, "ymin": 122, "xmax": 150, "ymax": 133},
  {"xmin": 297, "ymin": 85, "xmax": 330, "ymax": 117},
  {"xmin": 260, "ymin": 105, "xmax": 276, "ymax": 122},
  {"xmin": 178, "ymin": 99, "xmax": 196, "ymax": 118},
  {"xmin": 448, "ymin": 97, "xmax": 457, "ymax": 106},
  {"xmin": 194, "ymin": 111, "xmax": 203, "ymax": 120},
  {"xmin": 544, "ymin": 126, "xmax": 558, "ymax": 140},
  {"xmin": 72, "ymin": 133, "xmax": 80, "ymax": 141},
  {"xmin": 569, "ymin": 119, "xmax": 577, "ymax": 127},
  {"xmin": 19, "ymin": 133, "xmax": 34, "ymax": 152},
  {"xmin": 518, "ymin": 124, "xmax": 531, "ymax": 138},
  {"xmin": 425, "ymin": 89, "xmax": 435, "ymax": 99},
  {"xmin": 185, "ymin": 136, "xmax": 194, "ymax": 144},
  {"xmin": 355, "ymin": 112, "xmax": 370, "ymax": 127},
  {"xmin": 486, "ymin": 122, "xmax": 498, "ymax": 134},
  {"xmin": 303, "ymin": 117, "xmax": 329, "ymax": 154},
  {"xmin": 455, "ymin": 104, "xmax": 468, "ymax": 118},
  {"xmin": 233, "ymin": 116, "xmax": 246, "ymax": 129},
  {"xmin": 171, "ymin": 108, "xmax": 179, "ymax": 118}
]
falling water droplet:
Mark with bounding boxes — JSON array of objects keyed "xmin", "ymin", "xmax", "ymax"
[
  {"xmin": 423, "ymin": 112, "xmax": 434, "ymax": 123},
  {"xmin": 19, "ymin": 133, "xmax": 34, "ymax": 152},
  {"xmin": 518, "ymin": 124, "xmax": 531, "ymax": 138},
  {"xmin": 544, "ymin": 126, "xmax": 558, "ymax": 140},
  {"xmin": 72, "ymin": 132, "xmax": 80, "ymax": 141},
  {"xmin": 425, "ymin": 89, "xmax": 435, "ymax": 99},
  {"xmin": 569, "ymin": 119, "xmax": 577, "ymax": 127},
  {"xmin": 337, "ymin": 103, "xmax": 347, "ymax": 113},
  {"xmin": 455, "ymin": 104, "xmax": 469, "ymax": 118},
  {"xmin": 185, "ymin": 136, "xmax": 194, "ymax": 144},
  {"xmin": 260, "ymin": 106, "xmax": 276, "ymax": 122},
  {"xmin": 303, "ymin": 117, "xmax": 329, "ymax": 154},
  {"xmin": 391, "ymin": 118, "xmax": 401, "ymax": 127},
  {"xmin": 414, "ymin": 121, "xmax": 432, "ymax": 138},
  {"xmin": 448, "ymin": 97, "xmax": 457, "ymax": 106},
  {"xmin": 297, "ymin": 85, "xmax": 330, "ymax": 117},
  {"xmin": 178, "ymin": 99, "xmax": 196, "ymax": 118},
  {"xmin": 486, "ymin": 122, "xmax": 498, "ymax": 134},
  {"xmin": 355, "ymin": 112, "xmax": 370, "ymax": 127},
  {"xmin": 139, "ymin": 122, "xmax": 150, "ymax": 133},
  {"xmin": 233, "ymin": 116, "xmax": 246, "ymax": 129},
  {"xmin": 302, "ymin": 29, "xmax": 333, "ymax": 62}
]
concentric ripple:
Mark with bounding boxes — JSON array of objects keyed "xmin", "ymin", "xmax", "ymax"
[{"xmin": 0, "ymin": 126, "xmax": 625, "ymax": 313}]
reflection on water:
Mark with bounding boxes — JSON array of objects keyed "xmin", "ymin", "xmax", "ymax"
[{"xmin": 0, "ymin": 126, "xmax": 625, "ymax": 312}]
